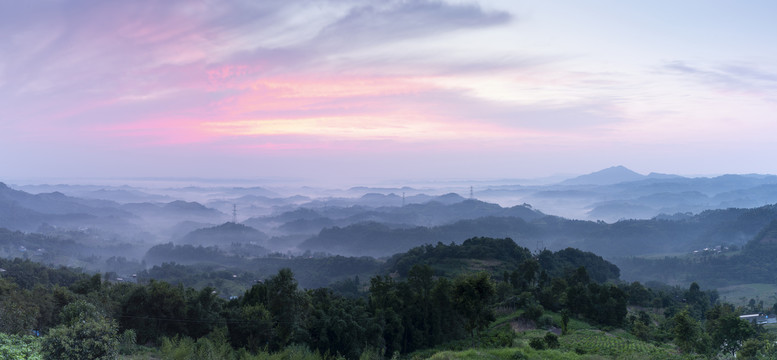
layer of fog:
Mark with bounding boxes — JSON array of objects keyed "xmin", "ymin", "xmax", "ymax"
[{"xmin": 4, "ymin": 166, "xmax": 777, "ymax": 278}]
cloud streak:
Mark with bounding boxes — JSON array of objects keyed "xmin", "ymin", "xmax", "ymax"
[
  {"xmin": 664, "ymin": 61, "xmax": 777, "ymax": 96},
  {"xmin": 5, "ymin": 1, "xmax": 777, "ymax": 180},
  {"xmin": 0, "ymin": 1, "xmax": 516, "ymax": 136}
]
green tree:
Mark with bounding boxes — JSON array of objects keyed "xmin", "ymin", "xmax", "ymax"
[
  {"xmin": 0, "ymin": 289, "xmax": 39, "ymax": 334},
  {"xmin": 560, "ymin": 309, "xmax": 570, "ymax": 335},
  {"xmin": 452, "ymin": 272, "xmax": 495, "ymax": 337},
  {"xmin": 429, "ymin": 277, "xmax": 464, "ymax": 345},
  {"xmin": 673, "ymin": 309, "xmax": 701, "ymax": 354},
  {"xmin": 710, "ymin": 312, "xmax": 755, "ymax": 356},
  {"xmin": 307, "ymin": 288, "xmax": 374, "ymax": 359},
  {"xmin": 119, "ymin": 280, "xmax": 187, "ymax": 344},
  {"xmin": 632, "ymin": 321, "xmax": 651, "ymax": 341},
  {"xmin": 186, "ymin": 286, "xmax": 225, "ymax": 338},
  {"xmin": 685, "ymin": 282, "xmax": 709, "ymax": 319},
  {"xmin": 227, "ymin": 303, "xmax": 272, "ymax": 353},
  {"xmin": 544, "ymin": 332, "xmax": 559, "ymax": 348},
  {"xmin": 59, "ymin": 299, "xmax": 102, "ymax": 324},
  {"xmin": 404, "ymin": 264, "xmax": 435, "ymax": 350},
  {"xmin": 41, "ymin": 300, "xmax": 119, "ymax": 360},
  {"xmin": 0, "ymin": 333, "xmax": 42, "ymax": 360},
  {"xmin": 522, "ymin": 303, "xmax": 544, "ymax": 324},
  {"xmin": 517, "ymin": 259, "xmax": 539, "ymax": 290},
  {"xmin": 369, "ymin": 276, "xmax": 404, "ymax": 355},
  {"xmin": 738, "ymin": 338, "xmax": 764, "ymax": 359},
  {"xmin": 267, "ymin": 268, "xmax": 309, "ymax": 350},
  {"xmin": 529, "ymin": 337, "xmax": 545, "ymax": 350}
]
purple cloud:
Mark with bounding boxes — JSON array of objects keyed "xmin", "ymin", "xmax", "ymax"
[{"xmin": 664, "ymin": 61, "xmax": 777, "ymax": 95}]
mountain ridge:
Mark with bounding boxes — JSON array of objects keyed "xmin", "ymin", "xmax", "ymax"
[{"xmin": 560, "ymin": 165, "xmax": 645, "ymax": 186}]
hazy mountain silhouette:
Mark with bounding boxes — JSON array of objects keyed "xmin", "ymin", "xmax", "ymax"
[
  {"xmin": 560, "ymin": 166, "xmax": 645, "ymax": 185},
  {"xmin": 123, "ymin": 200, "xmax": 223, "ymax": 220},
  {"xmin": 243, "ymin": 198, "xmax": 544, "ymax": 238},
  {"xmin": 299, "ymin": 204, "xmax": 777, "ymax": 258},
  {"xmin": 0, "ymin": 182, "xmax": 138, "ymax": 231},
  {"xmin": 179, "ymin": 222, "xmax": 269, "ymax": 246}
]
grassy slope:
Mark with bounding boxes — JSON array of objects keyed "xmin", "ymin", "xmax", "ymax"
[
  {"xmin": 716, "ymin": 283, "xmax": 777, "ymax": 306},
  {"xmin": 419, "ymin": 330, "xmax": 694, "ymax": 360},
  {"xmin": 412, "ymin": 309, "xmax": 699, "ymax": 360}
]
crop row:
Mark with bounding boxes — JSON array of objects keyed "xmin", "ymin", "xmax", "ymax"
[{"xmin": 560, "ymin": 330, "xmax": 669, "ymax": 357}]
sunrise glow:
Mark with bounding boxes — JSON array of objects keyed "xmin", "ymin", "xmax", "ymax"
[{"xmin": 3, "ymin": 0, "xmax": 777, "ymax": 182}]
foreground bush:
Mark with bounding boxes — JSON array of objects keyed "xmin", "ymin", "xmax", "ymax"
[
  {"xmin": 161, "ymin": 335, "xmax": 345, "ymax": 360},
  {"xmin": 0, "ymin": 333, "xmax": 42, "ymax": 360},
  {"xmin": 40, "ymin": 300, "xmax": 119, "ymax": 360}
]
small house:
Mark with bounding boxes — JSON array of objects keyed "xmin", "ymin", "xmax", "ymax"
[{"xmin": 739, "ymin": 313, "xmax": 772, "ymax": 325}]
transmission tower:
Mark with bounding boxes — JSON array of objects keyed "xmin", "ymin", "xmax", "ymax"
[
  {"xmin": 232, "ymin": 204, "xmax": 238, "ymax": 223},
  {"xmin": 535, "ymin": 240, "xmax": 545, "ymax": 255}
]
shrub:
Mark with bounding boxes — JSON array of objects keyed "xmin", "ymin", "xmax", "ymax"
[
  {"xmin": 543, "ymin": 332, "xmax": 559, "ymax": 349},
  {"xmin": 479, "ymin": 325, "xmax": 515, "ymax": 348},
  {"xmin": 523, "ymin": 304, "xmax": 544, "ymax": 323},
  {"xmin": 41, "ymin": 317, "xmax": 119, "ymax": 360},
  {"xmin": 118, "ymin": 329, "xmax": 136, "ymax": 355},
  {"xmin": 511, "ymin": 351, "xmax": 528, "ymax": 360},
  {"xmin": 529, "ymin": 337, "xmax": 545, "ymax": 350},
  {"xmin": 538, "ymin": 315, "xmax": 556, "ymax": 328},
  {"xmin": 0, "ymin": 333, "xmax": 42, "ymax": 360}
]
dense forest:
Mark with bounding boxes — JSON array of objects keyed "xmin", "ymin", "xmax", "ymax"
[{"xmin": 1, "ymin": 237, "xmax": 776, "ymax": 359}]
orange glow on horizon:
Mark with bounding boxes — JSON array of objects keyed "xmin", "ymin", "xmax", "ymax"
[{"xmin": 202, "ymin": 115, "xmax": 534, "ymax": 142}]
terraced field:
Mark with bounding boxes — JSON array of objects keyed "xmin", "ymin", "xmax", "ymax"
[{"xmin": 560, "ymin": 329, "xmax": 681, "ymax": 358}]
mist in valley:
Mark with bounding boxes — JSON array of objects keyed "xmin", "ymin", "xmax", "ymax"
[{"xmin": 4, "ymin": 165, "xmax": 777, "ymax": 291}]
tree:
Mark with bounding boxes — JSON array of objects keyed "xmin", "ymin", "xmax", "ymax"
[
  {"xmin": 429, "ymin": 277, "xmax": 464, "ymax": 345},
  {"xmin": 522, "ymin": 303, "xmax": 544, "ymax": 324},
  {"xmin": 673, "ymin": 310, "xmax": 701, "ymax": 354},
  {"xmin": 632, "ymin": 321, "xmax": 651, "ymax": 341},
  {"xmin": 685, "ymin": 282, "xmax": 709, "ymax": 319},
  {"xmin": 119, "ymin": 280, "xmax": 187, "ymax": 344},
  {"xmin": 267, "ymin": 268, "xmax": 309, "ymax": 350},
  {"xmin": 565, "ymin": 284, "xmax": 590, "ymax": 317},
  {"xmin": 544, "ymin": 332, "xmax": 559, "ymax": 348},
  {"xmin": 738, "ymin": 338, "xmax": 764, "ymax": 359},
  {"xmin": 452, "ymin": 272, "xmax": 495, "ymax": 337},
  {"xmin": 306, "ymin": 288, "xmax": 374, "ymax": 359},
  {"xmin": 561, "ymin": 309, "xmax": 570, "ymax": 335},
  {"xmin": 405, "ymin": 264, "xmax": 435, "ymax": 350},
  {"xmin": 186, "ymin": 286, "xmax": 225, "ymax": 338},
  {"xmin": 529, "ymin": 337, "xmax": 545, "ymax": 350},
  {"xmin": 710, "ymin": 312, "xmax": 755, "ymax": 356},
  {"xmin": 41, "ymin": 300, "xmax": 119, "ymax": 360},
  {"xmin": 368, "ymin": 276, "xmax": 404, "ymax": 355},
  {"xmin": 227, "ymin": 303, "xmax": 272, "ymax": 353},
  {"xmin": 517, "ymin": 259, "xmax": 539, "ymax": 290},
  {"xmin": 0, "ymin": 285, "xmax": 39, "ymax": 334}
]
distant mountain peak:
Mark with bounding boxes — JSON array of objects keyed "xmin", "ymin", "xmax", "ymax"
[
  {"xmin": 435, "ymin": 193, "xmax": 465, "ymax": 203},
  {"xmin": 561, "ymin": 166, "xmax": 645, "ymax": 186},
  {"xmin": 602, "ymin": 165, "xmax": 637, "ymax": 174}
]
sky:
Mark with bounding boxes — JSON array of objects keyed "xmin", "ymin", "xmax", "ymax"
[{"xmin": 3, "ymin": 0, "xmax": 777, "ymax": 186}]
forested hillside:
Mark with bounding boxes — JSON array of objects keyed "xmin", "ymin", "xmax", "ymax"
[
  {"xmin": 300, "ymin": 204, "xmax": 777, "ymax": 258},
  {"xmin": 617, "ymin": 219, "xmax": 777, "ymax": 287},
  {"xmin": 2, "ymin": 237, "xmax": 775, "ymax": 359}
]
